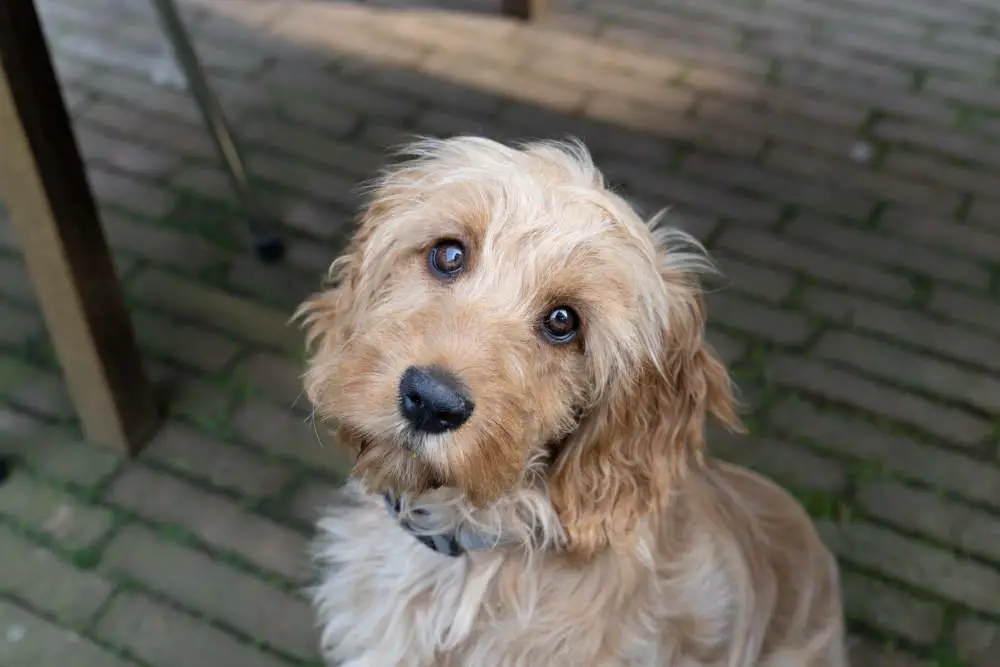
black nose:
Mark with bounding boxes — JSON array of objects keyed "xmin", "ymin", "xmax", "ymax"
[{"xmin": 398, "ymin": 365, "xmax": 474, "ymax": 434}]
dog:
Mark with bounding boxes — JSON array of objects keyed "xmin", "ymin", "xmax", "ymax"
[{"xmin": 298, "ymin": 136, "xmax": 847, "ymax": 667}]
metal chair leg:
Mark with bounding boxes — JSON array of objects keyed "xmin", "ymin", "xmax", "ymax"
[{"xmin": 150, "ymin": 0, "xmax": 284, "ymax": 263}]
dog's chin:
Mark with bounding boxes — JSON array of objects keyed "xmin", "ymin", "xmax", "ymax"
[{"xmin": 348, "ymin": 428, "xmax": 447, "ymax": 496}]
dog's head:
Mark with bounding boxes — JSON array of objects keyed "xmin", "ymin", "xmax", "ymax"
[{"xmin": 299, "ymin": 137, "xmax": 741, "ymax": 556}]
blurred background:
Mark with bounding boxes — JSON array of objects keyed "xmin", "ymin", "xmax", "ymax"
[{"xmin": 0, "ymin": 0, "xmax": 999, "ymax": 665}]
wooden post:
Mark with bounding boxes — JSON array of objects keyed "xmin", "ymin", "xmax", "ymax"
[
  {"xmin": 501, "ymin": 0, "xmax": 544, "ymax": 20},
  {"xmin": 0, "ymin": 2, "xmax": 160, "ymax": 453}
]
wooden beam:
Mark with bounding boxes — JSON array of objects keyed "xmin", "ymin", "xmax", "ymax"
[
  {"xmin": 501, "ymin": 0, "xmax": 544, "ymax": 21},
  {"xmin": 0, "ymin": 2, "xmax": 160, "ymax": 453}
]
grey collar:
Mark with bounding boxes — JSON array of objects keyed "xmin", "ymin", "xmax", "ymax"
[{"xmin": 382, "ymin": 490, "xmax": 510, "ymax": 558}]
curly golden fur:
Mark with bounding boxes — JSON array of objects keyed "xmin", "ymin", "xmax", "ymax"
[{"xmin": 298, "ymin": 136, "xmax": 847, "ymax": 667}]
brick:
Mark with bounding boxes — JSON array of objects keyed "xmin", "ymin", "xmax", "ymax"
[
  {"xmin": 255, "ymin": 98, "xmax": 358, "ymax": 138},
  {"xmin": 247, "ymin": 152, "xmax": 359, "ymax": 210},
  {"xmin": 0, "ymin": 255, "xmax": 38, "ymax": 303},
  {"xmin": 128, "ymin": 269, "xmax": 301, "ymax": 353},
  {"xmin": 815, "ymin": 330, "xmax": 1000, "ymax": 413},
  {"xmin": 497, "ymin": 104, "xmax": 676, "ymax": 167},
  {"xmin": 858, "ymin": 480, "xmax": 1000, "ymax": 562},
  {"xmin": 769, "ymin": 399, "xmax": 1000, "ymax": 508},
  {"xmin": 103, "ymin": 525, "xmax": 318, "ymax": 661},
  {"xmin": 233, "ymin": 352, "xmax": 305, "ymax": 408},
  {"xmin": 956, "ymin": 616, "xmax": 1000, "ymax": 667},
  {"xmin": 261, "ymin": 67, "xmax": 418, "ymax": 121},
  {"xmin": 0, "ymin": 302, "xmax": 42, "ymax": 346},
  {"xmin": 81, "ymin": 100, "xmax": 212, "ymax": 157},
  {"xmin": 106, "ymin": 466, "xmax": 309, "ymax": 581},
  {"xmin": 693, "ymin": 101, "xmax": 869, "ymax": 172},
  {"xmin": 584, "ymin": 75, "xmax": 697, "ymax": 115},
  {"xmin": 803, "ymin": 288, "xmax": 1000, "ymax": 373},
  {"xmin": 74, "ymin": 124, "xmax": 178, "ymax": 178},
  {"xmin": 421, "ymin": 54, "xmax": 586, "ymax": 113},
  {"xmin": 785, "ymin": 217, "xmax": 990, "ymax": 287},
  {"xmin": 271, "ymin": 11, "xmax": 429, "ymax": 70},
  {"xmin": 100, "ymin": 213, "xmax": 226, "ymax": 273},
  {"xmin": 280, "ymin": 200, "xmax": 354, "ymax": 239},
  {"xmin": 776, "ymin": 69, "xmax": 954, "ymax": 124},
  {"xmin": 282, "ymin": 237, "xmax": 334, "ymax": 276},
  {"xmin": 0, "ymin": 470, "xmax": 113, "ymax": 550},
  {"xmin": 0, "ymin": 410, "xmax": 120, "ymax": 486},
  {"xmin": 189, "ymin": 38, "xmax": 270, "ymax": 77},
  {"xmin": 716, "ymin": 228, "xmax": 913, "ymax": 299},
  {"xmin": 367, "ymin": 66, "xmax": 504, "ymax": 115},
  {"xmin": 0, "ymin": 525, "xmax": 114, "ymax": 623},
  {"xmin": 767, "ymin": 148, "xmax": 960, "ymax": 213},
  {"xmin": 86, "ymin": 167, "xmax": 175, "ymax": 220},
  {"xmin": 929, "ymin": 288, "xmax": 1000, "ymax": 336},
  {"xmin": 602, "ymin": 2, "xmax": 801, "ymax": 42},
  {"xmin": 842, "ymin": 572, "xmax": 943, "ymax": 644},
  {"xmin": 827, "ymin": 27, "xmax": 991, "ymax": 75},
  {"xmin": 933, "ymin": 29, "xmax": 1000, "ymax": 59},
  {"xmin": 848, "ymin": 638, "xmax": 925, "ymax": 667},
  {"xmin": 79, "ymin": 69, "xmax": 195, "ymax": 121},
  {"xmin": 882, "ymin": 213, "xmax": 1000, "ymax": 262},
  {"xmin": 706, "ymin": 329, "xmax": 746, "ymax": 366},
  {"xmin": 142, "ymin": 422, "xmax": 292, "ymax": 499},
  {"xmin": 167, "ymin": 376, "xmax": 233, "ymax": 426},
  {"xmin": 601, "ymin": 26, "xmax": 770, "ymax": 77},
  {"xmin": 132, "ymin": 311, "xmax": 240, "ymax": 372},
  {"xmin": 533, "ymin": 47, "xmax": 681, "ymax": 97},
  {"xmin": 233, "ymin": 398, "xmax": 352, "ymax": 476},
  {"xmin": 7, "ymin": 373, "xmax": 76, "ymax": 423},
  {"xmin": 53, "ymin": 32, "xmax": 161, "ymax": 77},
  {"xmin": 589, "ymin": 100, "xmax": 764, "ymax": 157},
  {"xmin": 683, "ymin": 151, "xmax": 875, "ymax": 220},
  {"xmin": 969, "ymin": 200, "xmax": 1000, "ymax": 232},
  {"xmin": 751, "ymin": 32, "xmax": 915, "ymax": 86},
  {"xmin": 818, "ymin": 519, "xmax": 1000, "ymax": 615},
  {"xmin": 0, "ymin": 600, "xmax": 135, "ymax": 667},
  {"xmin": 927, "ymin": 77, "xmax": 1000, "ymax": 109},
  {"xmin": 877, "ymin": 120, "xmax": 1000, "ymax": 170},
  {"xmin": 593, "ymin": 5, "xmax": 744, "ymax": 48},
  {"xmin": 225, "ymin": 261, "xmax": 322, "ymax": 313},
  {"xmin": 886, "ymin": 151, "xmax": 999, "ymax": 199},
  {"xmin": 769, "ymin": 357, "xmax": 990, "ymax": 445},
  {"xmin": 240, "ymin": 119, "xmax": 385, "ymax": 180},
  {"xmin": 95, "ymin": 592, "xmax": 287, "ymax": 667},
  {"xmin": 603, "ymin": 162, "xmax": 780, "ymax": 225},
  {"xmin": 708, "ymin": 432, "xmax": 847, "ymax": 493},
  {"xmin": 0, "ymin": 356, "xmax": 42, "ymax": 396},
  {"xmin": 287, "ymin": 480, "xmax": 338, "ymax": 524},
  {"xmin": 706, "ymin": 293, "xmax": 812, "ymax": 345}
]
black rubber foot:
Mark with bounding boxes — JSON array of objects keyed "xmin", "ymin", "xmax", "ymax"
[{"xmin": 253, "ymin": 233, "xmax": 285, "ymax": 263}]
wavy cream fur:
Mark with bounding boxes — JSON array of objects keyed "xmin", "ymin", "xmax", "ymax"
[{"xmin": 300, "ymin": 136, "xmax": 847, "ymax": 667}]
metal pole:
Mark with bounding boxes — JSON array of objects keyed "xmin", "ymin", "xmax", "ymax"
[{"xmin": 151, "ymin": 0, "xmax": 283, "ymax": 261}]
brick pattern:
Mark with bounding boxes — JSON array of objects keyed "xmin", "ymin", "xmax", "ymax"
[{"xmin": 0, "ymin": 0, "xmax": 998, "ymax": 664}]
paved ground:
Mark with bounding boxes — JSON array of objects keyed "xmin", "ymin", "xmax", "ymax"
[{"xmin": 1, "ymin": 0, "xmax": 999, "ymax": 664}]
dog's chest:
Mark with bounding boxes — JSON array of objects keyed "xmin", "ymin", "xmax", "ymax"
[{"xmin": 312, "ymin": 492, "xmax": 736, "ymax": 667}]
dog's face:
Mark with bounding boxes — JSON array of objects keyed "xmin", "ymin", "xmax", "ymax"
[{"xmin": 301, "ymin": 137, "xmax": 741, "ymax": 555}]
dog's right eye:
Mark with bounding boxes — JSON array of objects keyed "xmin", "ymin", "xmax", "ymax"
[{"xmin": 428, "ymin": 240, "xmax": 465, "ymax": 279}]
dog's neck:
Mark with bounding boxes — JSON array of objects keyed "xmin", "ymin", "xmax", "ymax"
[{"xmin": 381, "ymin": 487, "xmax": 551, "ymax": 557}]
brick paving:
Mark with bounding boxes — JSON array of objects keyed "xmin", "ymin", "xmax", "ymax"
[{"xmin": 1, "ymin": 0, "xmax": 999, "ymax": 664}]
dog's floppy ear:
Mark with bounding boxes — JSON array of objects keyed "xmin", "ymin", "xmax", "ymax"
[{"xmin": 548, "ymin": 271, "xmax": 742, "ymax": 559}]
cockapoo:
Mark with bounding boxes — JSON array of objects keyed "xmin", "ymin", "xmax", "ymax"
[{"xmin": 298, "ymin": 136, "xmax": 847, "ymax": 667}]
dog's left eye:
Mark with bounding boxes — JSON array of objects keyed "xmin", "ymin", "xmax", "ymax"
[
  {"xmin": 428, "ymin": 240, "xmax": 465, "ymax": 279},
  {"xmin": 541, "ymin": 307, "xmax": 579, "ymax": 344}
]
